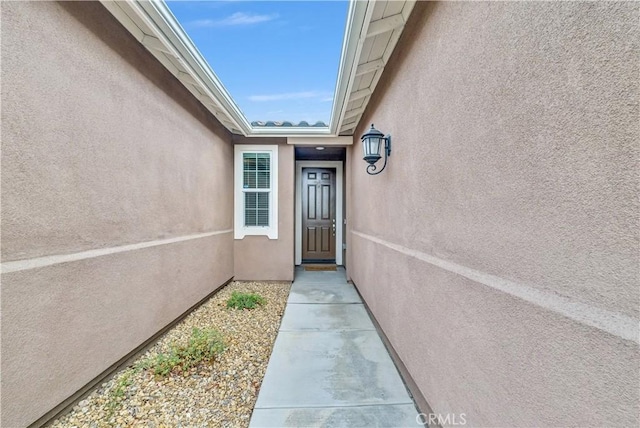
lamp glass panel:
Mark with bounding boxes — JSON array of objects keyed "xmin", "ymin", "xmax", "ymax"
[{"xmin": 363, "ymin": 136, "xmax": 381, "ymax": 157}]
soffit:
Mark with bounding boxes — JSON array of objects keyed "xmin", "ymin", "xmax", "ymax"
[
  {"xmin": 335, "ymin": 0, "xmax": 416, "ymax": 136},
  {"xmin": 295, "ymin": 147, "xmax": 346, "ymax": 161},
  {"xmin": 99, "ymin": 0, "xmax": 415, "ymax": 138}
]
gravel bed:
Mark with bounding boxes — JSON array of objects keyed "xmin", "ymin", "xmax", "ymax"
[{"xmin": 49, "ymin": 281, "xmax": 291, "ymax": 428}]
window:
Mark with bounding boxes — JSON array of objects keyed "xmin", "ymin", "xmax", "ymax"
[
  {"xmin": 243, "ymin": 153, "xmax": 270, "ymax": 226},
  {"xmin": 234, "ymin": 145, "xmax": 278, "ymax": 239}
]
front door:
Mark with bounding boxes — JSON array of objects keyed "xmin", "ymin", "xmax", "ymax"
[{"xmin": 302, "ymin": 168, "xmax": 336, "ymax": 262}]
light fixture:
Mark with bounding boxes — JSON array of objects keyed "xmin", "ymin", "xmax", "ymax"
[
  {"xmin": 316, "ymin": 146, "xmax": 325, "ymax": 150},
  {"xmin": 361, "ymin": 124, "xmax": 391, "ymax": 175}
]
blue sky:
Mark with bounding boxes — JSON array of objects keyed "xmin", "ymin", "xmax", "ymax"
[{"xmin": 166, "ymin": 1, "xmax": 349, "ymax": 124}]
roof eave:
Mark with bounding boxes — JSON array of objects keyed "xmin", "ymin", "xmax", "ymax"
[
  {"xmin": 328, "ymin": 0, "xmax": 373, "ymax": 136},
  {"xmin": 247, "ymin": 127, "xmax": 333, "ymax": 138},
  {"xmin": 335, "ymin": 0, "xmax": 417, "ymax": 135},
  {"xmin": 100, "ymin": 0, "xmax": 415, "ymax": 138},
  {"xmin": 100, "ymin": 0, "xmax": 252, "ymax": 135}
]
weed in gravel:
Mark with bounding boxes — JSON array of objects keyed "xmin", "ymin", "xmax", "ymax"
[
  {"xmin": 145, "ymin": 327, "xmax": 225, "ymax": 377},
  {"xmin": 226, "ymin": 291, "xmax": 266, "ymax": 310},
  {"xmin": 105, "ymin": 368, "xmax": 136, "ymax": 417}
]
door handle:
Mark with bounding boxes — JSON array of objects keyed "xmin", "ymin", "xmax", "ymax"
[{"xmin": 332, "ymin": 219, "xmax": 336, "ymax": 236}]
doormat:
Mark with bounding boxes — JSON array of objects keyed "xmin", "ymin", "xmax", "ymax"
[{"xmin": 304, "ymin": 264, "xmax": 337, "ymax": 271}]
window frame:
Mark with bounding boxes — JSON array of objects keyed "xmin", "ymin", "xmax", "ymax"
[{"xmin": 234, "ymin": 145, "xmax": 278, "ymax": 239}]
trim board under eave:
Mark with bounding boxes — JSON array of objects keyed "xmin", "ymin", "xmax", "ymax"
[{"xmin": 287, "ymin": 136, "xmax": 353, "ymax": 146}]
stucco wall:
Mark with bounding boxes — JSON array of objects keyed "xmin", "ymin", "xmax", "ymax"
[
  {"xmin": 347, "ymin": 2, "xmax": 639, "ymax": 427},
  {"xmin": 1, "ymin": 2, "xmax": 234, "ymax": 427},
  {"xmin": 233, "ymin": 138, "xmax": 295, "ymax": 281}
]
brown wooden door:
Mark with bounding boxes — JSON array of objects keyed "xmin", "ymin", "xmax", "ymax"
[{"xmin": 302, "ymin": 168, "xmax": 336, "ymax": 262}]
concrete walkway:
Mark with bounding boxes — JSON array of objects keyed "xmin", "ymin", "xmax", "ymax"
[{"xmin": 250, "ymin": 267, "xmax": 419, "ymax": 427}]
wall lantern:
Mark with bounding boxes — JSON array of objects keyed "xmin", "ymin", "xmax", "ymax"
[{"xmin": 361, "ymin": 124, "xmax": 391, "ymax": 175}]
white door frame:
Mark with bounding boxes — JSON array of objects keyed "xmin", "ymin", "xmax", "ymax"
[{"xmin": 295, "ymin": 161, "xmax": 343, "ymax": 265}]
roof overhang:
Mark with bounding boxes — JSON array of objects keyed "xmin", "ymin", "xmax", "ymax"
[{"xmin": 99, "ymin": 0, "xmax": 416, "ymax": 138}]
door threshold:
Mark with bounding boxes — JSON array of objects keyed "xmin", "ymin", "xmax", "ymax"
[
  {"xmin": 303, "ymin": 264, "xmax": 337, "ymax": 271},
  {"xmin": 302, "ymin": 259, "xmax": 336, "ymax": 264}
]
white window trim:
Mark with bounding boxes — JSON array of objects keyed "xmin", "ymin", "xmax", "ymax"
[{"xmin": 234, "ymin": 145, "xmax": 278, "ymax": 240}]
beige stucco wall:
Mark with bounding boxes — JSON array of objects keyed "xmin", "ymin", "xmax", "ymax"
[
  {"xmin": 233, "ymin": 138, "xmax": 295, "ymax": 281},
  {"xmin": 347, "ymin": 2, "xmax": 639, "ymax": 427},
  {"xmin": 1, "ymin": 2, "xmax": 234, "ymax": 427}
]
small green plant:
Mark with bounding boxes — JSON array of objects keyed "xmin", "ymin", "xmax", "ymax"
[
  {"xmin": 102, "ymin": 328, "xmax": 224, "ymax": 417},
  {"xmin": 105, "ymin": 368, "xmax": 135, "ymax": 417},
  {"xmin": 226, "ymin": 291, "xmax": 266, "ymax": 310},
  {"xmin": 150, "ymin": 351, "xmax": 183, "ymax": 377},
  {"xmin": 145, "ymin": 328, "xmax": 225, "ymax": 377}
]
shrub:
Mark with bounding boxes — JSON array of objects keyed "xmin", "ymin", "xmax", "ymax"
[
  {"xmin": 146, "ymin": 328, "xmax": 225, "ymax": 377},
  {"xmin": 226, "ymin": 291, "xmax": 266, "ymax": 310}
]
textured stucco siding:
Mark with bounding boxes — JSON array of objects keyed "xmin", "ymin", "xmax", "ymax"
[
  {"xmin": 347, "ymin": 2, "xmax": 639, "ymax": 427},
  {"xmin": 233, "ymin": 142, "xmax": 295, "ymax": 282},
  {"xmin": 1, "ymin": 2, "xmax": 234, "ymax": 427}
]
